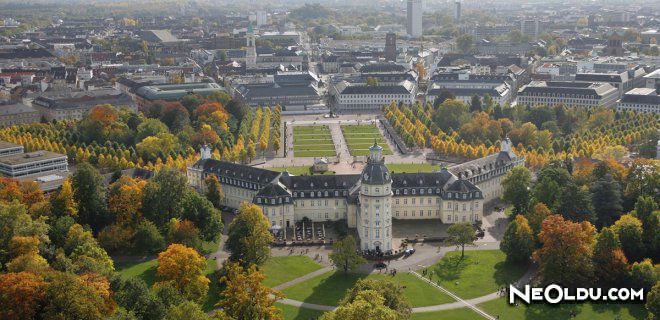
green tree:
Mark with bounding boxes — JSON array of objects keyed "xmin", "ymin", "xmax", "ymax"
[
  {"xmin": 432, "ymin": 100, "xmax": 469, "ymax": 132},
  {"xmin": 164, "ymin": 301, "xmax": 212, "ymax": 320},
  {"xmin": 500, "ymin": 215, "xmax": 534, "ymax": 264},
  {"xmin": 132, "ymin": 220, "xmax": 165, "ymax": 254},
  {"xmin": 647, "ymin": 282, "xmax": 660, "ymax": 320},
  {"xmin": 321, "ymin": 290, "xmax": 397, "ymax": 320},
  {"xmin": 456, "ymin": 34, "xmax": 474, "ymax": 53},
  {"xmin": 532, "ymin": 177, "xmax": 561, "ymax": 211},
  {"xmin": 41, "ymin": 272, "xmax": 115, "ymax": 320},
  {"xmin": 433, "ymin": 90, "xmax": 455, "ymax": 109},
  {"xmin": 72, "ymin": 162, "xmax": 109, "ymax": 233},
  {"xmin": 329, "ymin": 235, "xmax": 366, "ymax": 273},
  {"xmin": 628, "ymin": 259, "xmax": 656, "ymax": 291},
  {"xmin": 181, "ymin": 190, "xmax": 223, "ymax": 242},
  {"xmin": 632, "ymin": 196, "xmax": 659, "ymax": 256},
  {"xmin": 558, "ymin": 182, "xmax": 595, "ymax": 223},
  {"xmin": 142, "ymin": 168, "xmax": 189, "ymax": 227},
  {"xmin": 469, "ymin": 94, "xmax": 482, "ymax": 113},
  {"xmin": 590, "ymin": 174, "xmax": 623, "ymax": 227},
  {"xmin": 445, "ymin": 222, "xmax": 475, "ymax": 259},
  {"xmin": 0, "ymin": 201, "xmax": 50, "ymax": 266},
  {"xmin": 502, "ymin": 166, "xmax": 532, "ymax": 214},
  {"xmin": 225, "ymin": 203, "xmax": 273, "ymax": 267},
  {"xmin": 340, "ymin": 279, "xmax": 412, "ymax": 319},
  {"xmin": 114, "ymin": 277, "xmax": 165, "ymax": 320},
  {"xmin": 612, "ymin": 214, "xmax": 646, "ymax": 262}
]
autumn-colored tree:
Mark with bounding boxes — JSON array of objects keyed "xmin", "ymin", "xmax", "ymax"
[
  {"xmin": 166, "ymin": 218, "xmax": 202, "ymax": 250},
  {"xmin": 217, "ymin": 261, "xmax": 284, "ymax": 320},
  {"xmin": 108, "ymin": 176, "xmax": 146, "ymax": 227},
  {"xmin": 41, "ymin": 271, "xmax": 116, "ymax": 320},
  {"xmin": 225, "ymin": 203, "xmax": 273, "ymax": 268},
  {"xmin": 204, "ymin": 174, "xmax": 224, "ymax": 208},
  {"xmin": 0, "ymin": 201, "xmax": 50, "ymax": 267},
  {"xmin": 526, "ymin": 202, "xmax": 552, "ymax": 239},
  {"xmin": 592, "ymin": 227, "xmax": 628, "ymax": 287},
  {"xmin": 0, "ymin": 272, "xmax": 47, "ymax": 320},
  {"xmin": 534, "ymin": 215, "xmax": 596, "ymax": 286},
  {"xmin": 500, "ymin": 215, "xmax": 534, "ymax": 264},
  {"xmin": 156, "ymin": 243, "xmax": 210, "ymax": 302},
  {"xmin": 340, "ymin": 279, "xmax": 412, "ymax": 319},
  {"xmin": 51, "ymin": 178, "xmax": 78, "ymax": 217},
  {"xmin": 20, "ymin": 181, "xmax": 44, "ymax": 207},
  {"xmin": 6, "ymin": 235, "xmax": 49, "ymax": 273}
]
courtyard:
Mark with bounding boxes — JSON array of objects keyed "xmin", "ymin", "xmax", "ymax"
[
  {"xmin": 292, "ymin": 125, "xmax": 336, "ymax": 157},
  {"xmin": 341, "ymin": 124, "xmax": 393, "ymax": 156}
]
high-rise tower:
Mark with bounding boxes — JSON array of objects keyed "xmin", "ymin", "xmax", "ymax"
[
  {"xmin": 385, "ymin": 33, "xmax": 397, "ymax": 62},
  {"xmin": 357, "ymin": 142, "xmax": 393, "ymax": 252},
  {"xmin": 454, "ymin": 0, "xmax": 461, "ymax": 24},
  {"xmin": 406, "ymin": 0, "xmax": 423, "ymax": 38},
  {"xmin": 246, "ymin": 23, "xmax": 257, "ymax": 69}
]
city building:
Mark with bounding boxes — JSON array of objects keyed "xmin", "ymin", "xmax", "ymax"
[
  {"xmin": 32, "ymin": 89, "xmax": 136, "ymax": 121},
  {"xmin": 134, "ymin": 83, "xmax": 226, "ymax": 103},
  {"xmin": 0, "ymin": 141, "xmax": 24, "ymax": 157},
  {"xmin": 426, "ymin": 70, "xmax": 514, "ymax": 106},
  {"xmin": 0, "ymin": 149, "xmax": 68, "ymax": 178},
  {"xmin": 188, "ymin": 139, "xmax": 523, "ymax": 251},
  {"xmin": 616, "ymin": 88, "xmax": 660, "ymax": 113},
  {"xmin": 332, "ymin": 80, "xmax": 417, "ymax": 111},
  {"xmin": 644, "ymin": 68, "xmax": 660, "ymax": 92},
  {"xmin": 385, "ymin": 33, "xmax": 397, "ymax": 62},
  {"xmin": 454, "ymin": 0, "xmax": 461, "ymax": 24},
  {"xmin": 517, "ymin": 81, "xmax": 619, "ymax": 108},
  {"xmin": 406, "ymin": 0, "xmax": 423, "ymax": 38},
  {"xmin": 0, "ymin": 103, "xmax": 41, "ymax": 126}
]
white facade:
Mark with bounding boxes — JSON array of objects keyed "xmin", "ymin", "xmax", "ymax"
[{"xmin": 357, "ymin": 144, "xmax": 393, "ymax": 251}]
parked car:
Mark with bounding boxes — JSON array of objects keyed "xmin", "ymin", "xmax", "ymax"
[{"xmin": 403, "ymin": 248, "xmax": 415, "ymax": 257}]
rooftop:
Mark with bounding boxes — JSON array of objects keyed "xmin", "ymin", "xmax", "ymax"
[
  {"xmin": 0, "ymin": 150, "xmax": 66, "ymax": 166},
  {"xmin": 0, "ymin": 141, "xmax": 22, "ymax": 150}
]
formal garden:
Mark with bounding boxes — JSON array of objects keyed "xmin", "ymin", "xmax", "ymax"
[
  {"xmin": 292, "ymin": 125, "xmax": 336, "ymax": 157},
  {"xmin": 341, "ymin": 124, "xmax": 393, "ymax": 156}
]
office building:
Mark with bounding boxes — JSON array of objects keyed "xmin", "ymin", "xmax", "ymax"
[
  {"xmin": 385, "ymin": 33, "xmax": 397, "ymax": 62},
  {"xmin": 616, "ymin": 88, "xmax": 660, "ymax": 113},
  {"xmin": 406, "ymin": 0, "xmax": 423, "ymax": 38}
]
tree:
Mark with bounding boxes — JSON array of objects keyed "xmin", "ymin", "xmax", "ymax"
[
  {"xmin": 41, "ymin": 271, "xmax": 116, "ymax": 320},
  {"xmin": 632, "ymin": 196, "xmax": 659, "ymax": 256},
  {"xmin": 445, "ymin": 222, "xmax": 475, "ymax": 259},
  {"xmin": 647, "ymin": 282, "xmax": 660, "ymax": 320},
  {"xmin": 532, "ymin": 177, "xmax": 561, "ymax": 211},
  {"xmin": 142, "ymin": 168, "xmax": 189, "ymax": 228},
  {"xmin": 590, "ymin": 174, "xmax": 623, "ymax": 227},
  {"xmin": 114, "ymin": 277, "xmax": 165, "ymax": 320},
  {"xmin": 164, "ymin": 301, "xmax": 212, "ymax": 320},
  {"xmin": 132, "ymin": 220, "xmax": 165, "ymax": 254},
  {"xmin": 592, "ymin": 227, "xmax": 628, "ymax": 287},
  {"xmin": 432, "ymin": 100, "xmax": 469, "ymax": 132},
  {"xmin": 0, "ymin": 201, "xmax": 50, "ymax": 267},
  {"xmin": 156, "ymin": 244, "xmax": 209, "ymax": 302},
  {"xmin": 500, "ymin": 215, "xmax": 534, "ymax": 264},
  {"xmin": 469, "ymin": 94, "xmax": 482, "ymax": 113},
  {"xmin": 0, "ymin": 272, "xmax": 47, "ymax": 320},
  {"xmin": 217, "ymin": 262, "xmax": 284, "ymax": 320},
  {"xmin": 533, "ymin": 215, "xmax": 596, "ymax": 286},
  {"xmin": 502, "ymin": 166, "xmax": 532, "ymax": 214},
  {"xmin": 612, "ymin": 214, "xmax": 645, "ymax": 262},
  {"xmin": 166, "ymin": 219, "xmax": 202, "ymax": 250},
  {"xmin": 628, "ymin": 259, "xmax": 656, "ymax": 291},
  {"xmin": 204, "ymin": 174, "xmax": 224, "ymax": 208},
  {"xmin": 72, "ymin": 162, "xmax": 108, "ymax": 233},
  {"xmin": 225, "ymin": 203, "xmax": 273, "ymax": 267},
  {"xmin": 366, "ymin": 77, "xmax": 379, "ymax": 86},
  {"xmin": 136, "ymin": 119, "xmax": 169, "ymax": 143},
  {"xmin": 182, "ymin": 190, "xmax": 223, "ymax": 242},
  {"xmin": 329, "ymin": 235, "xmax": 366, "ymax": 273},
  {"xmin": 51, "ymin": 178, "xmax": 78, "ymax": 217},
  {"xmin": 340, "ymin": 279, "xmax": 412, "ymax": 319},
  {"xmin": 558, "ymin": 182, "xmax": 595, "ymax": 223},
  {"xmin": 321, "ymin": 290, "xmax": 397, "ymax": 320},
  {"xmin": 526, "ymin": 202, "xmax": 552, "ymax": 238},
  {"xmin": 433, "ymin": 90, "xmax": 455, "ymax": 109},
  {"xmin": 456, "ymin": 34, "xmax": 473, "ymax": 53}
]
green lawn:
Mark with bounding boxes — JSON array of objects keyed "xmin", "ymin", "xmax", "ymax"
[
  {"xmin": 116, "ymin": 257, "xmax": 220, "ymax": 312},
  {"xmin": 293, "ymin": 125, "xmax": 336, "ymax": 157},
  {"xmin": 386, "ymin": 163, "xmax": 442, "ymax": 173},
  {"xmin": 282, "ymin": 271, "xmax": 454, "ymax": 307},
  {"xmin": 341, "ymin": 125, "xmax": 393, "ymax": 156},
  {"xmin": 478, "ymin": 297, "xmax": 647, "ymax": 320},
  {"xmin": 426, "ymin": 250, "xmax": 528, "ymax": 300},
  {"xmin": 269, "ymin": 166, "xmax": 334, "ymax": 176},
  {"xmin": 200, "ymin": 238, "xmax": 221, "ymax": 255},
  {"xmin": 262, "ymin": 256, "xmax": 323, "ymax": 287},
  {"xmin": 276, "ymin": 303, "xmax": 325, "ymax": 320},
  {"xmin": 411, "ymin": 308, "xmax": 480, "ymax": 320}
]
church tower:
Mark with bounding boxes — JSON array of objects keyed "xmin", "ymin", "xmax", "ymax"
[
  {"xmin": 357, "ymin": 142, "xmax": 393, "ymax": 252},
  {"xmin": 246, "ymin": 23, "xmax": 257, "ymax": 69}
]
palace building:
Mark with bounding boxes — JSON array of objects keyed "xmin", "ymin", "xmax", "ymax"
[{"xmin": 187, "ymin": 139, "xmax": 523, "ymax": 252}]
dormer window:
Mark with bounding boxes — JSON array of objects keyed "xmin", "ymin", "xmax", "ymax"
[
  {"xmin": 324, "ymin": 182, "xmax": 328, "ymax": 187},
  {"xmin": 334, "ymin": 191, "xmax": 339, "ymax": 196},
  {"xmin": 412, "ymin": 189, "xmax": 416, "ymax": 195},
  {"xmin": 420, "ymin": 189, "xmax": 425, "ymax": 195}
]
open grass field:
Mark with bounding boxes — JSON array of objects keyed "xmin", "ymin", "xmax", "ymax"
[
  {"xmin": 425, "ymin": 250, "xmax": 528, "ymax": 300},
  {"xmin": 478, "ymin": 297, "xmax": 647, "ymax": 320},
  {"xmin": 262, "ymin": 256, "xmax": 323, "ymax": 287},
  {"xmin": 341, "ymin": 125, "xmax": 393, "ymax": 156},
  {"xmin": 276, "ymin": 303, "xmax": 326, "ymax": 320},
  {"xmin": 293, "ymin": 125, "xmax": 336, "ymax": 157},
  {"xmin": 282, "ymin": 271, "xmax": 454, "ymax": 307}
]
